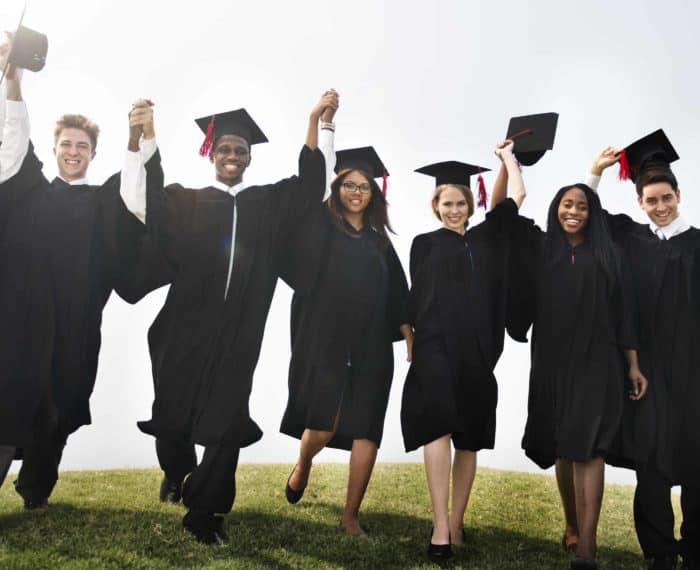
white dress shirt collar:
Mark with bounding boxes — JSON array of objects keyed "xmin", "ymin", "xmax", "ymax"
[
  {"xmin": 58, "ymin": 175, "xmax": 90, "ymax": 186},
  {"xmin": 649, "ymin": 214, "xmax": 690, "ymax": 240},
  {"xmin": 212, "ymin": 179, "xmax": 248, "ymax": 196}
]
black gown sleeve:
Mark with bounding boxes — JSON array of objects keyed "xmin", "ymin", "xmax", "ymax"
[
  {"xmin": 0, "ymin": 142, "xmax": 49, "ymax": 224},
  {"xmin": 505, "ymin": 210, "xmax": 544, "ymax": 342},
  {"xmin": 143, "ymin": 149, "xmax": 195, "ymax": 271},
  {"xmin": 407, "ymin": 235, "xmax": 433, "ymax": 326},
  {"xmin": 385, "ymin": 239, "xmax": 410, "ymax": 340}
]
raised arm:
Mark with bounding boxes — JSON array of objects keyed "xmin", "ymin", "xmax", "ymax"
[
  {"xmin": 493, "ymin": 139, "xmax": 525, "ymax": 208},
  {"xmin": 305, "ymin": 89, "xmax": 338, "ymax": 151},
  {"xmin": 120, "ymin": 99, "xmax": 157, "ymax": 225},
  {"xmin": 584, "ymin": 145, "xmax": 619, "ymax": 191},
  {"xmin": 0, "ymin": 34, "xmax": 30, "ymax": 185}
]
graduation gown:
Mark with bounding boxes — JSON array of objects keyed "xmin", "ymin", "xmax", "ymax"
[
  {"xmin": 520, "ymin": 223, "xmax": 633, "ymax": 469},
  {"xmin": 279, "ymin": 205, "xmax": 409, "ymax": 450},
  {"xmin": 137, "ymin": 145, "xmax": 325, "ymax": 448},
  {"xmin": 0, "ymin": 144, "xmax": 155, "ymax": 448},
  {"xmin": 401, "ymin": 198, "xmax": 529, "ymax": 452},
  {"xmin": 605, "ymin": 214, "xmax": 700, "ymax": 485}
]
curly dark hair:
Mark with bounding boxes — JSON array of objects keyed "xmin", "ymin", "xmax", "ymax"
[
  {"xmin": 544, "ymin": 183, "xmax": 620, "ymax": 283},
  {"xmin": 326, "ymin": 169, "xmax": 394, "ymax": 246}
]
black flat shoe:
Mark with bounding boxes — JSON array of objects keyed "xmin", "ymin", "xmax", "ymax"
[
  {"xmin": 159, "ymin": 476, "xmax": 183, "ymax": 503},
  {"xmin": 651, "ymin": 555, "xmax": 678, "ymax": 570},
  {"xmin": 183, "ymin": 511, "xmax": 227, "ymax": 546},
  {"xmin": 285, "ymin": 465, "xmax": 306, "ymax": 504},
  {"xmin": 427, "ymin": 527, "xmax": 453, "ymax": 566},
  {"xmin": 570, "ymin": 559, "xmax": 597, "ymax": 569},
  {"xmin": 427, "ymin": 541, "xmax": 453, "ymax": 565}
]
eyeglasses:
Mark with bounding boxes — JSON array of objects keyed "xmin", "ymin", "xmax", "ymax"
[{"xmin": 341, "ymin": 181, "xmax": 371, "ymax": 194}]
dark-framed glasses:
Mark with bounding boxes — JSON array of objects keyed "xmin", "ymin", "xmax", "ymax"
[{"xmin": 341, "ymin": 181, "xmax": 371, "ymax": 194}]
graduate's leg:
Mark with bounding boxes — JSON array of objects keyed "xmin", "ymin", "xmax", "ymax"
[
  {"xmin": 340, "ymin": 438, "xmax": 377, "ymax": 535},
  {"xmin": 572, "ymin": 456, "xmax": 605, "ymax": 561},
  {"xmin": 633, "ymin": 463, "xmax": 676, "ymax": 559},
  {"xmin": 290, "ymin": 411, "xmax": 341, "ymax": 493},
  {"xmin": 555, "ymin": 458, "xmax": 579, "ymax": 550},
  {"xmin": 155, "ymin": 437, "xmax": 197, "ymax": 501},
  {"xmin": 289, "ymin": 427, "xmax": 335, "ymax": 492},
  {"xmin": 0, "ymin": 445, "xmax": 15, "ymax": 490},
  {"xmin": 679, "ymin": 482, "xmax": 700, "ymax": 563},
  {"xmin": 181, "ymin": 443, "xmax": 240, "ymax": 544},
  {"xmin": 424, "ymin": 434, "xmax": 452, "ymax": 545},
  {"xmin": 449, "ymin": 449, "xmax": 477, "ymax": 545},
  {"xmin": 14, "ymin": 428, "xmax": 67, "ymax": 507}
]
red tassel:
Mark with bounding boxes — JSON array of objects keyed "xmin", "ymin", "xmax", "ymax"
[
  {"xmin": 618, "ymin": 149, "xmax": 631, "ymax": 181},
  {"xmin": 382, "ymin": 171, "xmax": 388, "ymax": 197},
  {"xmin": 477, "ymin": 174, "xmax": 487, "ymax": 209},
  {"xmin": 198, "ymin": 115, "xmax": 216, "ymax": 157}
]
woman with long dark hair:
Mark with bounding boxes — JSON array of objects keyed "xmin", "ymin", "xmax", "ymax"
[
  {"xmin": 280, "ymin": 103, "xmax": 411, "ymax": 535},
  {"xmin": 511, "ymin": 180, "xmax": 649, "ymax": 568},
  {"xmin": 401, "ymin": 141, "xmax": 529, "ymax": 564}
]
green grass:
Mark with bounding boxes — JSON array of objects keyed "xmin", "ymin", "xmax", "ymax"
[{"xmin": 0, "ymin": 464, "xmax": 673, "ymax": 569}]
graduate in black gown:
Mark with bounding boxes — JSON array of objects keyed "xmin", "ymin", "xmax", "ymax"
[
  {"xmin": 583, "ymin": 133, "xmax": 700, "ymax": 570},
  {"xmin": 400, "ymin": 140, "xmax": 528, "ymax": 563},
  {"xmin": 280, "ymin": 106, "xmax": 411, "ymax": 535},
  {"xmin": 121, "ymin": 93, "xmax": 333, "ymax": 544},
  {"xmin": 510, "ymin": 171, "xmax": 648, "ymax": 567},
  {"xmin": 0, "ymin": 54, "xmax": 156, "ymax": 505}
]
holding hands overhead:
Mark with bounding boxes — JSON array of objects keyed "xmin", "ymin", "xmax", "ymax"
[
  {"xmin": 311, "ymin": 89, "xmax": 339, "ymax": 123},
  {"xmin": 128, "ymin": 99, "xmax": 155, "ymax": 151},
  {"xmin": 494, "ymin": 138, "xmax": 515, "ymax": 161}
]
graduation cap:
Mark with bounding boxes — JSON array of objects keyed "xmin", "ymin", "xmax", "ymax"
[
  {"xmin": 335, "ymin": 146, "xmax": 390, "ymax": 195},
  {"xmin": 415, "ymin": 160, "xmax": 491, "ymax": 209},
  {"xmin": 505, "ymin": 112, "xmax": 558, "ymax": 166},
  {"xmin": 0, "ymin": 7, "xmax": 48, "ymax": 84},
  {"xmin": 195, "ymin": 108, "xmax": 268, "ymax": 157},
  {"xmin": 617, "ymin": 129, "xmax": 679, "ymax": 182}
]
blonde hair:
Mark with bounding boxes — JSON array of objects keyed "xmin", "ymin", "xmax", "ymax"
[
  {"xmin": 431, "ymin": 184, "xmax": 474, "ymax": 222},
  {"xmin": 54, "ymin": 114, "xmax": 100, "ymax": 152}
]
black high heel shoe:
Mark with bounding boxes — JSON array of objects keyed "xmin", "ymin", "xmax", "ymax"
[{"xmin": 570, "ymin": 559, "xmax": 597, "ymax": 569}]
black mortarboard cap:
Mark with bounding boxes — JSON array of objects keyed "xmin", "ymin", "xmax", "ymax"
[
  {"xmin": 506, "ymin": 112, "xmax": 558, "ymax": 166},
  {"xmin": 415, "ymin": 160, "xmax": 491, "ymax": 209},
  {"xmin": 335, "ymin": 146, "xmax": 388, "ymax": 179},
  {"xmin": 414, "ymin": 160, "xmax": 490, "ymax": 187},
  {"xmin": 618, "ymin": 129, "xmax": 679, "ymax": 182},
  {"xmin": 1, "ymin": 9, "xmax": 48, "ymax": 84},
  {"xmin": 195, "ymin": 108, "xmax": 268, "ymax": 156}
]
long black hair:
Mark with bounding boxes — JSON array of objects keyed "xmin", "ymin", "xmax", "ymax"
[
  {"xmin": 326, "ymin": 168, "xmax": 395, "ymax": 247},
  {"xmin": 543, "ymin": 183, "xmax": 620, "ymax": 283}
]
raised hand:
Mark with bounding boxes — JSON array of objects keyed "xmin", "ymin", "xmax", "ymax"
[
  {"xmin": 591, "ymin": 145, "xmax": 619, "ymax": 176},
  {"xmin": 128, "ymin": 99, "xmax": 155, "ymax": 151},
  {"xmin": 311, "ymin": 89, "xmax": 339, "ymax": 123},
  {"xmin": 494, "ymin": 139, "xmax": 514, "ymax": 161}
]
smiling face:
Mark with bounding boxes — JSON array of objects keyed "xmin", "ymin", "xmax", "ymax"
[
  {"xmin": 338, "ymin": 170, "xmax": 373, "ymax": 215},
  {"xmin": 53, "ymin": 128, "xmax": 95, "ymax": 181},
  {"xmin": 211, "ymin": 134, "xmax": 251, "ymax": 186},
  {"xmin": 638, "ymin": 181, "xmax": 680, "ymax": 227},
  {"xmin": 557, "ymin": 187, "xmax": 589, "ymax": 242},
  {"xmin": 436, "ymin": 185, "xmax": 471, "ymax": 233}
]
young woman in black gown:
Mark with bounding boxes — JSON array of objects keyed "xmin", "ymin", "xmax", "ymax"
[
  {"xmin": 503, "ymin": 172, "xmax": 649, "ymax": 568},
  {"xmin": 280, "ymin": 103, "xmax": 412, "ymax": 535},
  {"xmin": 401, "ymin": 141, "xmax": 527, "ymax": 563}
]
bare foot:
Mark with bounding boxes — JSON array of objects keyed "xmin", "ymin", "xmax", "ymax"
[{"xmin": 339, "ymin": 516, "xmax": 366, "ymax": 536}]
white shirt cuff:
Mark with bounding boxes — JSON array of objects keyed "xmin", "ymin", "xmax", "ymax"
[{"xmin": 584, "ymin": 172, "xmax": 601, "ymax": 191}]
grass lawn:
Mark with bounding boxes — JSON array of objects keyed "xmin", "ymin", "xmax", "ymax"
[{"xmin": 0, "ymin": 463, "xmax": 671, "ymax": 569}]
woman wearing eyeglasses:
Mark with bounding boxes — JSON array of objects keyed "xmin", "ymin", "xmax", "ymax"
[{"xmin": 279, "ymin": 99, "xmax": 411, "ymax": 535}]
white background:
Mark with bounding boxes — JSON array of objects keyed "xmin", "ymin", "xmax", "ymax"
[{"xmin": 3, "ymin": 0, "xmax": 699, "ymax": 486}]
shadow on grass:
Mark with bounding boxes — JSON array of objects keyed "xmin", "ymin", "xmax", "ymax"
[{"xmin": 0, "ymin": 500, "xmax": 645, "ymax": 569}]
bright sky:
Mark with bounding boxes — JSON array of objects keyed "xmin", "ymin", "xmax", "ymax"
[{"xmin": 3, "ymin": 0, "xmax": 699, "ymax": 486}]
